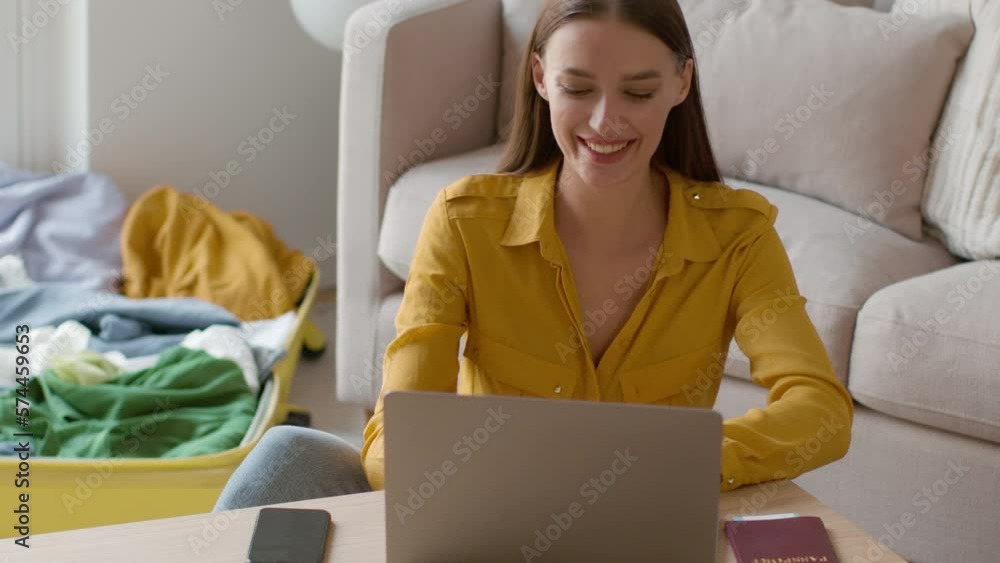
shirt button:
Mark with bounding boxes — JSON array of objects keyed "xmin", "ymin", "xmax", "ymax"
[
  {"xmin": 692, "ymin": 193, "xmax": 701, "ymax": 200},
  {"xmin": 727, "ymin": 476, "xmax": 735, "ymax": 485},
  {"xmin": 553, "ymin": 385, "xmax": 562, "ymax": 394}
]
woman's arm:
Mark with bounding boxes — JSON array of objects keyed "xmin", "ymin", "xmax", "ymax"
[
  {"xmin": 360, "ymin": 188, "xmax": 469, "ymax": 490},
  {"xmin": 722, "ymin": 215, "xmax": 854, "ymax": 492}
]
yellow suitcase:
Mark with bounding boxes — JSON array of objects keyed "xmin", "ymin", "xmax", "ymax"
[{"xmin": 0, "ymin": 271, "xmax": 325, "ymax": 537}]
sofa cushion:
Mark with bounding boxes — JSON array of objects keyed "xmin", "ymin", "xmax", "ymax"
[
  {"xmin": 849, "ymin": 260, "xmax": 1000, "ymax": 444},
  {"xmin": 682, "ymin": 0, "xmax": 973, "ymax": 239},
  {"xmin": 918, "ymin": 0, "xmax": 1000, "ymax": 259},
  {"xmin": 496, "ymin": 0, "xmax": 888, "ymax": 141},
  {"xmin": 714, "ymin": 374, "xmax": 1000, "ymax": 563},
  {"xmin": 722, "ymin": 178, "xmax": 960, "ymax": 386},
  {"xmin": 377, "ymin": 144, "xmax": 505, "ymax": 280}
]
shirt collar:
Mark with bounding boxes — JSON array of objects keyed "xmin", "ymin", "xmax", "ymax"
[
  {"xmin": 498, "ymin": 160, "xmax": 560, "ymax": 248},
  {"xmin": 499, "ymin": 158, "xmax": 722, "ymax": 278},
  {"xmin": 655, "ymin": 163, "xmax": 723, "ymax": 279}
]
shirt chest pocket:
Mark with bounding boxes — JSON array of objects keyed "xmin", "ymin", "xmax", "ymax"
[
  {"xmin": 619, "ymin": 342, "xmax": 721, "ymax": 406},
  {"xmin": 464, "ymin": 333, "xmax": 578, "ymax": 399}
]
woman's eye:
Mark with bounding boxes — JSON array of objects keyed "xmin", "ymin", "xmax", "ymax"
[
  {"xmin": 557, "ymin": 86, "xmax": 655, "ymax": 100},
  {"xmin": 559, "ymin": 85, "xmax": 591, "ymax": 97}
]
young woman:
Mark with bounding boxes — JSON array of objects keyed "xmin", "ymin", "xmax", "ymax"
[{"xmin": 214, "ymin": 0, "xmax": 852, "ymax": 512}]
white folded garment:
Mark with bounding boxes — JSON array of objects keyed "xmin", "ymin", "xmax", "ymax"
[
  {"xmin": 181, "ymin": 325, "xmax": 259, "ymax": 393},
  {"xmin": 238, "ymin": 310, "xmax": 298, "ymax": 351},
  {"xmin": 0, "ymin": 321, "xmax": 91, "ymax": 387},
  {"xmin": 0, "ymin": 254, "xmax": 33, "ymax": 289},
  {"xmin": 0, "ymin": 313, "xmax": 293, "ymax": 390}
]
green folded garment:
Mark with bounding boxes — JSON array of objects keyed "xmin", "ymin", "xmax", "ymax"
[{"xmin": 0, "ymin": 346, "xmax": 257, "ymax": 458}]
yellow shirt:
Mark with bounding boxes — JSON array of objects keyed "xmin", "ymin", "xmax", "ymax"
[{"xmin": 361, "ymin": 158, "xmax": 853, "ymax": 492}]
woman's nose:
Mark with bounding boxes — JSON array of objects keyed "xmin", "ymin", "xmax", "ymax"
[{"xmin": 589, "ymin": 96, "xmax": 626, "ymax": 138}]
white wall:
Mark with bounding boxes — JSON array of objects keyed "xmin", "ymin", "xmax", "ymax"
[
  {"xmin": 83, "ymin": 0, "xmax": 341, "ymax": 288},
  {"xmin": 14, "ymin": 0, "xmax": 89, "ymax": 175},
  {"xmin": 0, "ymin": 2, "xmax": 20, "ymax": 162}
]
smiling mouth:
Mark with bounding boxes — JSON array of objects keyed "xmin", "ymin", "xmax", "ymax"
[{"xmin": 578, "ymin": 137, "xmax": 636, "ymax": 157}]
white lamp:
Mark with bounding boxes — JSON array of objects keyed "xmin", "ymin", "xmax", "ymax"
[{"xmin": 289, "ymin": 0, "xmax": 373, "ymax": 51}]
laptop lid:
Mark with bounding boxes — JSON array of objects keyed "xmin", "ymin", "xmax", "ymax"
[{"xmin": 384, "ymin": 391, "xmax": 722, "ymax": 563}]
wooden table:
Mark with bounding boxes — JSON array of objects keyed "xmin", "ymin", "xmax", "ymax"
[{"xmin": 1, "ymin": 480, "xmax": 906, "ymax": 562}]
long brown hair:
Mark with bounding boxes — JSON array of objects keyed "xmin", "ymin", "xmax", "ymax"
[{"xmin": 496, "ymin": 0, "xmax": 721, "ymax": 183}]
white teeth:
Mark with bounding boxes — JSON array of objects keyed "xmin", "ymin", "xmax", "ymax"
[{"xmin": 585, "ymin": 140, "xmax": 629, "ymax": 154}]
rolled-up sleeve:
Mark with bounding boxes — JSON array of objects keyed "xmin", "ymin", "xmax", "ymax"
[
  {"xmin": 360, "ymin": 188, "xmax": 469, "ymax": 490},
  {"xmin": 721, "ymin": 213, "xmax": 854, "ymax": 492}
]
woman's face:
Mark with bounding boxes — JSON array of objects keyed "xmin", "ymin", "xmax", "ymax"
[{"xmin": 532, "ymin": 18, "xmax": 693, "ymax": 189}]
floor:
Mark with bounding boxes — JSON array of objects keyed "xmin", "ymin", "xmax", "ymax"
[{"xmin": 286, "ymin": 292, "xmax": 368, "ymax": 450}]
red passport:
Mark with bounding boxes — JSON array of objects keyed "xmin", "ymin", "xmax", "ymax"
[{"xmin": 724, "ymin": 516, "xmax": 841, "ymax": 563}]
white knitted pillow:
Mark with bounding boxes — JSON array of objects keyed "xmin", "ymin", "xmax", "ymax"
[{"xmin": 918, "ymin": 0, "xmax": 1000, "ymax": 259}]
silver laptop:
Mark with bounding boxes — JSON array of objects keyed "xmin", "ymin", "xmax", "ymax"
[{"xmin": 383, "ymin": 391, "xmax": 722, "ymax": 563}]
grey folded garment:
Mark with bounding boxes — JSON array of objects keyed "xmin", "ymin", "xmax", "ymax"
[
  {"xmin": 98, "ymin": 314, "xmax": 150, "ymax": 340},
  {"xmin": 88, "ymin": 333, "xmax": 188, "ymax": 358},
  {"xmin": 0, "ymin": 284, "xmax": 240, "ymax": 359},
  {"xmin": 0, "ymin": 162, "xmax": 126, "ymax": 291},
  {"xmin": 90, "ymin": 312, "xmax": 185, "ymax": 358},
  {"xmin": 0, "ymin": 286, "xmax": 293, "ymax": 394}
]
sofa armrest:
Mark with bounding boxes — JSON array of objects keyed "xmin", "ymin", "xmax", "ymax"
[{"xmin": 337, "ymin": 0, "xmax": 502, "ymax": 407}]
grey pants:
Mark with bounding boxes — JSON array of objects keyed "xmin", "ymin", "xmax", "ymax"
[{"xmin": 212, "ymin": 425, "xmax": 372, "ymax": 512}]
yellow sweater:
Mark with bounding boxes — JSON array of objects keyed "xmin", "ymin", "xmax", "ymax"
[
  {"xmin": 120, "ymin": 185, "xmax": 314, "ymax": 321},
  {"xmin": 362, "ymin": 159, "xmax": 853, "ymax": 492}
]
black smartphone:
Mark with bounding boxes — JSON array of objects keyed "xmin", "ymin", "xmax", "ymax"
[{"xmin": 246, "ymin": 507, "xmax": 332, "ymax": 563}]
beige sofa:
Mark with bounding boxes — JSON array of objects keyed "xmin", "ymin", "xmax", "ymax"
[{"xmin": 334, "ymin": 0, "xmax": 999, "ymax": 561}]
